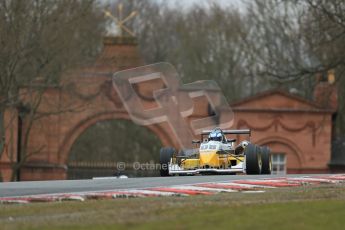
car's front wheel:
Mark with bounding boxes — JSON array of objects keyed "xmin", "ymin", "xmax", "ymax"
[
  {"xmin": 261, "ymin": 146, "xmax": 272, "ymax": 174},
  {"xmin": 159, "ymin": 147, "xmax": 175, "ymax": 176},
  {"xmin": 245, "ymin": 144, "xmax": 262, "ymax": 175}
]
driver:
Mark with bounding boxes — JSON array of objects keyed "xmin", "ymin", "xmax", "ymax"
[{"xmin": 208, "ymin": 129, "xmax": 224, "ymax": 142}]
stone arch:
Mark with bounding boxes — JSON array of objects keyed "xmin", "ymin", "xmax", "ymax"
[
  {"xmin": 256, "ymin": 136, "xmax": 305, "ymax": 168},
  {"xmin": 58, "ymin": 111, "xmax": 174, "ymax": 164}
]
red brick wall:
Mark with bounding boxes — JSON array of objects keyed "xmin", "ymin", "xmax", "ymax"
[{"xmin": 233, "ymin": 110, "xmax": 332, "ymax": 173}]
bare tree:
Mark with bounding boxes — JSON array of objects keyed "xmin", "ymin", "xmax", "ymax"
[
  {"xmin": 0, "ymin": 0, "xmax": 106, "ymax": 181},
  {"xmin": 129, "ymin": 1, "xmax": 259, "ymax": 101},
  {"xmin": 243, "ymin": 0, "xmax": 345, "ymax": 133}
]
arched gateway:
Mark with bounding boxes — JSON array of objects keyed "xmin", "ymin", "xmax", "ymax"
[
  {"xmin": 18, "ymin": 37, "xmax": 183, "ymax": 181},
  {"xmin": 59, "ymin": 112, "xmax": 173, "ymax": 165},
  {"xmin": 20, "ymin": 74, "xmax": 182, "ymax": 180}
]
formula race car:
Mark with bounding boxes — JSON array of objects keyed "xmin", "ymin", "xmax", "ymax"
[{"xmin": 159, "ymin": 128, "xmax": 271, "ymax": 176}]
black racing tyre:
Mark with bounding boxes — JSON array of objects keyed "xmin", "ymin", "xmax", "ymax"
[
  {"xmin": 261, "ymin": 146, "xmax": 272, "ymax": 174},
  {"xmin": 160, "ymin": 147, "xmax": 175, "ymax": 177},
  {"xmin": 245, "ymin": 144, "xmax": 262, "ymax": 175}
]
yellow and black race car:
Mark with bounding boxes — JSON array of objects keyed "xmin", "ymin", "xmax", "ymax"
[{"xmin": 159, "ymin": 128, "xmax": 272, "ymax": 176}]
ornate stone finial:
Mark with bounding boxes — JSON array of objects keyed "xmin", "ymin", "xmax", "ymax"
[
  {"xmin": 104, "ymin": 3, "xmax": 138, "ymax": 37},
  {"xmin": 327, "ymin": 69, "xmax": 335, "ymax": 84},
  {"xmin": 314, "ymin": 70, "xmax": 337, "ymax": 110}
]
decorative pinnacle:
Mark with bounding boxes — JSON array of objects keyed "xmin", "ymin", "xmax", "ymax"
[{"xmin": 104, "ymin": 3, "xmax": 138, "ymax": 37}]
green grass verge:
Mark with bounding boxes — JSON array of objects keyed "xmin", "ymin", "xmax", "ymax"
[{"xmin": 1, "ymin": 184, "xmax": 345, "ymax": 230}]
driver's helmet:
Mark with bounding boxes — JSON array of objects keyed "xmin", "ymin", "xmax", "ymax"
[{"xmin": 208, "ymin": 129, "xmax": 223, "ymax": 142}]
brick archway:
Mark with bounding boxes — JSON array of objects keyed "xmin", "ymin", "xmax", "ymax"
[
  {"xmin": 58, "ymin": 111, "xmax": 173, "ymax": 165},
  {"xmin": 17, "ymin": 74, "xmax": 183, "ymax": 181}
]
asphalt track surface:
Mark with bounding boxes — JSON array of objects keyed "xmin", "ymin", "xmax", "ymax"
[{"xmin": 0, "ymin": 174, "xmax": 330, "ymax": 198}]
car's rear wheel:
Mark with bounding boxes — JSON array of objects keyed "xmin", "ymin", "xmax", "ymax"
[
  {"xmin": 245, "ymin": 144, "xmax": 262, "ymax": 175},
  {"xmin": 160, "ymin": 147, "xmax": 175, "ymax": 176},
  {"xmin": 261, "ymin": 146, "xmax": 272, "ymax": 174}
]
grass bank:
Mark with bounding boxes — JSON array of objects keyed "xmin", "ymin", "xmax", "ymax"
[{"xmin": 1, "ymin": 184, "xmax": 345, "ymax": 230}]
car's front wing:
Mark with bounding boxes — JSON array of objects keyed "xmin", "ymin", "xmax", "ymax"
[{"xmin": 168, "ymin": 162, "xmax": 245, "ymax": 175}]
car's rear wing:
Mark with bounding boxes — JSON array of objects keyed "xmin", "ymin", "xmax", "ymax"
[{"xmin": 201, "ymin": 129, "xmax": 251, "ymax": 135}]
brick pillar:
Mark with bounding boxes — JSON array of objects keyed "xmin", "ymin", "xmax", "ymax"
[{"xmin": 313, "ymin": 71, "xmax": 338, "ymax": 111}]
